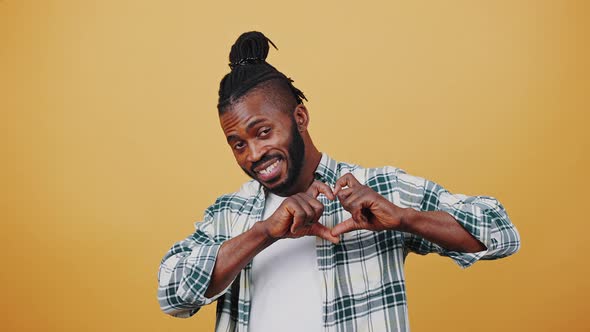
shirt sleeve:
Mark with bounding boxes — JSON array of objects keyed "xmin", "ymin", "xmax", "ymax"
[
  {"xmin": 156, "ymin": 198, "xmax": 234, "ymax": 318},
  {"xmin": 397, "ymin": 170, "xmax": 521, "ymax": 268}
]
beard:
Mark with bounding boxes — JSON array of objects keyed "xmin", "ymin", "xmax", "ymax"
[
  {"xmin": 241, "ymin": 117, "xmax": 305, "ymax": 196},
  {"xmin": 270, "ymin": 117, "xmax": 305, "ymax": 195}
]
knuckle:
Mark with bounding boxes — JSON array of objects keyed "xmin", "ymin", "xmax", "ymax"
[{"xmin": 317, "ymin": 204, "xmax": 325, "ymax": 214}]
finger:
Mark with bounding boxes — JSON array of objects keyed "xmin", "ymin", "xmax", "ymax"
[
  {"xmin": 330, "ymin": 218, "xmax": 362, "ymax": 237},
  {"xmin": 334, "ymin": 173, "xmax": 362, "ymax": 195},
  {"xmin": 291, "ymin": 209, "xmax": 307, "ymax": 235},
  {"xmin": 310, "ymin": 222, "xmax": 340, "ymax": 244},
  {"xmin": 340, "ymin": 190, "xmax": 370, "ymax": 224},
  {"xmin": 285, "ymin": 200, "xmax": 307, "ymax": 234},
  {"xmin": 306, "ymin": 197, "xmax": 325, "ymax": 222},
  {"xmin": 299, "ymin": 193, "xmax": 325, "ymax": 223},
  {"xmin": 290, "ymin": 195, "xmax": 314, "ymax": 233},
  {"xmin": 336, "ymin": 187, "xmax": 354, "ymax": 203},
  {"xmin": 292, "ymin": 194, "xmax": 315, "ymax": 218},
  {"xmin": 306, "ymin": 180, "xmax": 335, "ymax": 200},
  {"xmin": 352, "ymin": 203, "xmax": 369, "ymax": 224},
  {"xmin": 337, "ymin": 188, "xmax": 364, "ymax": 221}
]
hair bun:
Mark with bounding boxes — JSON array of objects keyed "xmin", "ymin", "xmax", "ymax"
[{"xmin": 229, "ymin": 31, "xmax": 278, "ymax": 69}]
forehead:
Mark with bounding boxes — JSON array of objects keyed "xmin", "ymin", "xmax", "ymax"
[{"xmin": 219, "ymin": 90, "xmax": 291, "ymax": 134}]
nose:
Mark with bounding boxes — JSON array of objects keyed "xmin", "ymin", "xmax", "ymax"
[{"xmin": 246, "ymin": 140, "xmax": 267, "ymax": 164}]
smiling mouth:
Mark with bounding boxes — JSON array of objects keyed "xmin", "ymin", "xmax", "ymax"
[{"xmin": 255, "ymin": 158, "xmax": 283, "ymax": 182}]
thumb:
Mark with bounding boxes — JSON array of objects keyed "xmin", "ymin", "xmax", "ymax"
[
  {"xmin": 310, "ymin": 223, "xmax": 340, "ymax": 244},
  {"xmin": 330, "ymin": 218, "xmax": 361, "ymax": 237}
]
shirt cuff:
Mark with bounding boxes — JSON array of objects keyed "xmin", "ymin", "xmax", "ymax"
[
  {"xmin": 176, "ymin": 242, "xmax": 230, "ymax": 305},
  {"xmin": 438, "ymin": 199, "xmax": 494, "ymax": 268}
]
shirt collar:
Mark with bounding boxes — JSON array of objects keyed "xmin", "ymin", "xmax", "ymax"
[{"xmin": 313, "ymin": 152, "xmax": 339, "ymax": 185}]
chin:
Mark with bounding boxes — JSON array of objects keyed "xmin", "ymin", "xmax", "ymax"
[
  {"xmin": 260, "ymin": 177, "xmax": 287, "ymax": 192},
  {"xmin": 265, "ymin": 176, "xmax": 298, "ymax": 196}
]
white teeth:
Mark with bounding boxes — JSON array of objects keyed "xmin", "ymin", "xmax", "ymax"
[{"xmin": 259, "ymin": 160, "xmax": 280, "ymax": 175}]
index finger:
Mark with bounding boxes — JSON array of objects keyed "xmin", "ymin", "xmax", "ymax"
[
  {"xmin": 306, "ymin": 180, "xmax": 335, "ymax": 200},
  {"xmin": 334, "ymin": 173, "xmax": 361, "ymax": 195}
]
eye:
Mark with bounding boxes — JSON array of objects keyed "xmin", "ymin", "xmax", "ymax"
[
  {"xmin": 233, "ymin": 141, "xmax": 245, "ymax": 151},
  {"xmin": 258, "ymin": 128, "xmax": 271, "ymax": 137}
]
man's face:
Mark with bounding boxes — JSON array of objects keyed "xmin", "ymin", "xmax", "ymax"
[{"xmin": 220, "ymin": 91, "xmax": 305, "ymax": 196}]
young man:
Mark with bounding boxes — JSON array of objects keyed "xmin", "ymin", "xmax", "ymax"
[{"xmin": 157, "ymin": 31, "xmax": 520, "ymax": 332}]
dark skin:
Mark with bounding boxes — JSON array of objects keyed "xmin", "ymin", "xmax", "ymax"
[{"xmin": 204, "ymin": 88, "xmax": 486, "ymax": 297}]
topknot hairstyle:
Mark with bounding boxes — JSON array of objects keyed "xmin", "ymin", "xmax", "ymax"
[{"xmin": 217, "ymin": 31, "xmax": 307, "ymax": 113}]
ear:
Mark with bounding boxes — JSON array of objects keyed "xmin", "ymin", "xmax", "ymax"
[{"xmin": 293, "ymin": 104, "xmax": 310, "ymax": 132}]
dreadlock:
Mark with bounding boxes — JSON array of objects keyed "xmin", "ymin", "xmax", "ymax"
[{"xmin": 217, "ymin": 31, "xmax": 307, "ymax": 113}]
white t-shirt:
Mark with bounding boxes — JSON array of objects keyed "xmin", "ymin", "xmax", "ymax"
[{"xmin": 248, "ymin": 192, "xmax": 323, "ymax": 332}]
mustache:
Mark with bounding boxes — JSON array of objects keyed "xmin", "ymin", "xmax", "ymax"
[{"xmin": 251, "ymin": 153, "xmax": 282, "ymax": 173}]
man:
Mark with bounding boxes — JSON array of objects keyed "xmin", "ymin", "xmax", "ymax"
[{"xmin": 157, "ymin": 31, "xmax": 520, "ymax": 332}]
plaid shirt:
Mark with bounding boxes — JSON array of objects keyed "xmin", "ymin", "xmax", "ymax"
[{"xmin": 157, "ymin": 153, "xmax": 520, "ymax": 332}]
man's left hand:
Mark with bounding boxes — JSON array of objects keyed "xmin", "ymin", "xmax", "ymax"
[{"xmin": 331, "ymin": 173, "xmax": 409, "ymax": 237}]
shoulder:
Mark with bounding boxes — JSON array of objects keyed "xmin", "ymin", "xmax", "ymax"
[
  {"xmin": 333, "ymin": 158, "xmax": 427, "ymax": 201},
  {"xmin": 203, "ymin": 179, "xmax": 261, "ymax": 218},
  {"xmin": 333, "ymin": 158, "xmax": 408, "ymax": 185}
]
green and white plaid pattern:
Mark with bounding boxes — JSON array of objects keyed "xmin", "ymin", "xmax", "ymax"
[{"xmin": 157, "ymin": 153, "xmax": 520, "ymax": 332}]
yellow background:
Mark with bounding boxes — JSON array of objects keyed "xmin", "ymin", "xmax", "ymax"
[{"xmin": 1, "ymin": 0, "xmax": 588, "ymax": 331}]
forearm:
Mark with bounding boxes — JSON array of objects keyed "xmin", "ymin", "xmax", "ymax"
[
  {"xmin": 400, "ymin": 209, "xmax": 486, "ymax": 253},
  {"xmin": 204, "ymin": 221, "xmax": 276, "ymax": 297}
]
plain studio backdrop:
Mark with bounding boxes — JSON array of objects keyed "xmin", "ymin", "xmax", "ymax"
[{"xmin": 1, "ymin": 1, "xmax": 588, "ymax": 331}]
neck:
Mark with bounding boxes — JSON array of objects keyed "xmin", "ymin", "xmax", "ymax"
[{"xmin": 282, "ymin": 143, "xmax": 322, "ymax": 197}]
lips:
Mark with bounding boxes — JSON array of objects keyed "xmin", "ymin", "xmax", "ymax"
[{"xmin": 254, "ymin": 157, "xmax": 283, "ymax": 182}]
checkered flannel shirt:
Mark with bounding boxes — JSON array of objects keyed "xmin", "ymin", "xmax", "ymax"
[{"xmin": 157, "ymin": 153, "xmax": 520, "ymax": 331}]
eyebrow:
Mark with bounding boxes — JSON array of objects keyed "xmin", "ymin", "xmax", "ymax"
[
  {"xmin": 226, "ymin": 135, "xmax": 238, "ymax": 144},
  {"xmin": 246, "ymin": 118, "xmax": 266, "ymax": 131},
  {"xmin": 226, "ymin": 118, "xmax": 267, "ymax": 143}
]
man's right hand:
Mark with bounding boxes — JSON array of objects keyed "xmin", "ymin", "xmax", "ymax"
[{"xmin": 260, "ymin": 180, "xmax": 339, "ymax": 244}]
